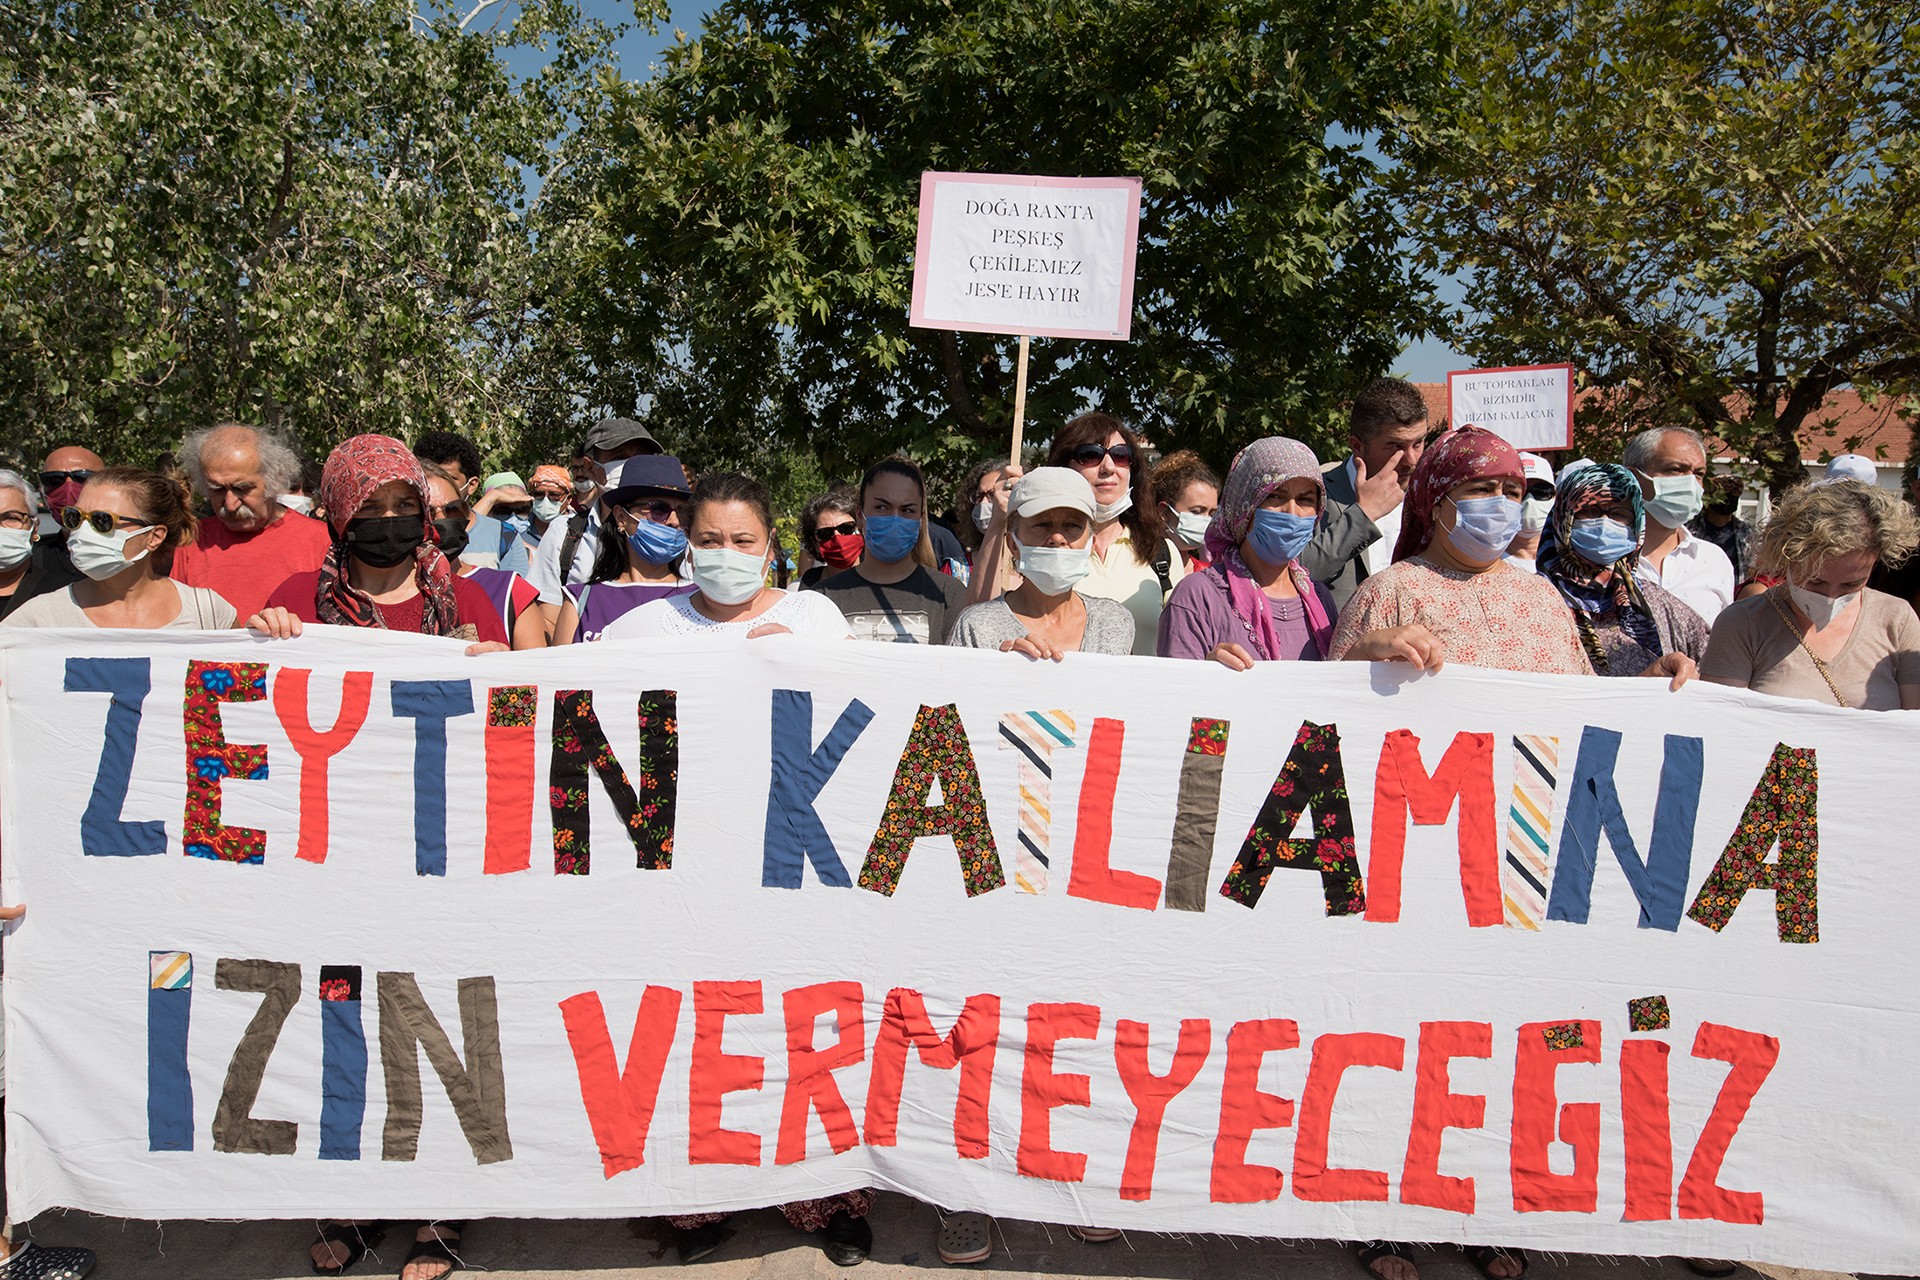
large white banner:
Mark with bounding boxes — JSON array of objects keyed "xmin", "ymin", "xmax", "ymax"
[{"xmin": 1, "ymin": 630, "xmax": 1914, "ymax": 1271}]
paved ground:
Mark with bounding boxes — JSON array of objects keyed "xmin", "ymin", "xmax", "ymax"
[{"xmin": 11, "ymin": 1195, "xmax": 1857, "ymax": 1280}]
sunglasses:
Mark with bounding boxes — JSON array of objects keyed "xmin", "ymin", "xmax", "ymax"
[
  {"xmin": 619, "ymin": 500, "xmax": 683, "ymax": 522},
  {"xmin": 41, "ymin": 469, "xmax": 95, "ymax": 490},
  {"xmin": 1068, "ymin": 443, "xmax": 1135, "ymax": 468},
  {"xmin": 60, "ymin": 506, "xmax": 152, "ymax": 536},
  {"xmin": 1525, "ymin": 481, "xmax": 1555, "ymax": 501},
  {"xmin": 816, "ymin": 521, "xmax": 859, "ymax": 539}
]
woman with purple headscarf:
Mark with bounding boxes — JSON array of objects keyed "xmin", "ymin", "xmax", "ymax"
[{"xmin": 1157, "ymin": 436, "xmax": 1337, "ymax": 666}]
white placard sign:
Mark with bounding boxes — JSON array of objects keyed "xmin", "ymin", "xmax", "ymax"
[
  {"xmin": 1448, "ymin": 364, "xmax": 1576, "ymax": 450},
  {"xmin": 909, "ymin": 172, "xmax": 1141, "ymax": 340}
]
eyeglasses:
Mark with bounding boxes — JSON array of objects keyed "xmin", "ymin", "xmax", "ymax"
[
  {"xmin": 816, "ymin": 521, "xmax": 858, "ymax": 539},
  {"xmin": 0, "ymin": 511, "xmax": 34, "ymax": 531},
  {"xmin": 1525, "ymin": 481, "xmax": 1555, "ymax": 501},
  {"xmin": 1068, "ymin": 443, "xmax": 1134, "ymax": 468},
  {"xmin": 618, "ymin": 499, "xmax": 683, "ymax": 523},
  {"xmin": 41, "ymin": 469, "xmax": 95, "ymax": 490},
  {"xmin": 59, "ymin": 506, "xmax": 152, "ymax": 536}
]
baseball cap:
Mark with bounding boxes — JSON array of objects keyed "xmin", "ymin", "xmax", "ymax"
[
  {"xmin": 582, "ymin": 416, "xmax": 660, "ymax": 455},
  {"xmin": 481, "ymin": 471, "xmax": 525, "ymax": 493},
  {"xmin": 603, "ymin": 455, "xmax": 691, "ymax": 506},
  {"xmin": 1009, "ymin": 467, "xmax": 1096, "ymax": 520},
  {"xmin": 1823, "ymin": 454, "xmax": 1876, "ymax": 485},
  {"xmin": 1518, "ymin": 453, "xmax": 1554, "ymax": 488}
]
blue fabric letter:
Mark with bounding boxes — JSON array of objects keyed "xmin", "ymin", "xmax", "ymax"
[
  {"xmin": 762, "ymin": 689, "xmax": 875, "ymax": 888},
  {"xmin": 319, "ymin": 966, "xmax": 367, "ymax": 1160},
  {"xmin": 66, "ymin": 657, "xmax": 166, "ymax": 857},
  {"xmin": 390, "ymin": 681, "xmax": 475, "ymax": 877},
  {"xmin": 147, "ymin": 950, "xmax": 194, "ymax": 1150},
  {"xmin": 1548, "ymin": 727, "xmax": 1703, "ymax": 931}
]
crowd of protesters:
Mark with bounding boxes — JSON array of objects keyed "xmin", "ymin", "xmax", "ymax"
[{"xmin": 3, "ymin": 377, "xmax": 1917, "ymax": 1280}]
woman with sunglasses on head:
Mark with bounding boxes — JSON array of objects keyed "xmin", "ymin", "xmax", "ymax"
[
  {"xmin": 419, "ymin": 462, "xmax": 549, "ymax": 649},
  {"xmin": 1047, "ymin": 412, "xmax": 1185, "ymax": 654},
  {"xmin": 798, "ymin": 487, "xmax": 864, "ymax": 590},
  {"xmin": 807, "ymin": 457, "xmax": 967, "ymax": 644},
  {"xmin": 1157, "ymin": 438, "xmax": 1337, "ymax": 667},
  {"xmin": 2, "ymin": 467, "xmax": 235, "ymax": 630},
  {"xmin": 244, "ymin": 435, "xmax": 508, "ymax": 652},
  {"xmin": 551, "ymin": 456, "xmax": 697, "ymax": 643}
]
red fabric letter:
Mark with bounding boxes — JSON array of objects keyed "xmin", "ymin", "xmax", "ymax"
[
  {"xmin": 1065, "ymin": 718, "xmax": 1161, "ymax": 910},
  {"xmin": 1621, "ymin": 1039, "xmax": 1673, "ymax": 1221},
  {"xmin": 1401, "ymin": 1020, "xmax": 1490, "ymax": 1213},
  {"xmin": 1114, "ymin": 1017, "xmax": 1210, "ymax": 1201},
  {"xmin": 1016, "ymin": 1002, "xmax": 1100, "ymax": 1182},
  {"xmin": 1510, "ymin": 1019, "xmax": 1601, "ymax": 1212},
  {"xmin": 1210, "ymin": 1018, "xmax": 1299, "ymax": 1203},
  {"xmin": 1366, "ymin": 730, "xmax": 1500, "ymax": 927},
  {"xmin": 1678, "ymin": 1022, "xmax": 1779, "ymax": 1225},
  {"xmin": 558, "ymin": 986, "xmax": 684, "ymax": 1178},
  {"xmin": 272, "ymin": 668, "xmax": 372, "ymax": 865},
  {"xmin": 483, "ymin": 685, "xmax": 537, "ymax": 874},
  {"xmin": 776, "ymin": 981, "xmax": 865, "ymax": 1166},
  {"xmin": 865, "ymin": 988, "xmax": 1000, "ymax": 1158},
  {"xmin": 1293, "ymin": 1031, "xmax": 1405, "ymax": 1202},
  {"xmin": 688, "ymin": 980, "xmax": 764, "ymax": 1166}
]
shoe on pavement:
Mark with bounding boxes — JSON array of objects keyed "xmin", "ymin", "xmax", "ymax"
[
  {"xmin": 937, "ymin": 1212, "xmax": 992, "ymax": 1265},
  {"xmin": 0, "ymin": 1243, "xmax": 97, "ymax": 1279},
  {"xmin": 821, "ymin": 1211, "xmax": 873, "ymax": 1267}
]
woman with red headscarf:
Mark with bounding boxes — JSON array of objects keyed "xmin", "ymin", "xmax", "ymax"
[
  {"xmin": 246, "ymin": 434, "xmax": 509, "ymax": 650},
  {"xmin": 1329, "ymin": 425, "xmax": 1588, "ymax": 675}
]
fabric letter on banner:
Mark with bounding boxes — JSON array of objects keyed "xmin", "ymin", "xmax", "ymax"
[
  {"xmin": 1549, "ymin": 728, "xmax": 1703, "ymax": 931},
  {"xmin": 549, "ymin": 690, "xmax": 647, "ymax": 876},
  {"xmin": 1210, "ymin": 1018, "xmax": 1299, "ymax": 1203},
  {"xmin": 377, "ymin": 973, "xmax": 512, "ymax": 1164},
  {"xmin": 1016, "ymin": 1002, "xmax": 1100, "ymax": 1182},
  {"xmin": 997, "ymin": 710, "xmax": 1077, "ymax": 895},
  {"xmin": 1502, "ymin": 734, "xmax": 1559, "ymax": 929},
  {"xmin": 182, "ymin": 661, "xmax": 270, "ymax": 864},
  {"xmin": 390, "ymin": 681, "xmax": 475, "ymax": 878},
  {"xmin": 776, "ymin": 981, "xmax": 866, "ymax": 1165},
  {"xmin": 559, "ymin": 985, "xmax": 684, "ymax": 1178},
  {"xmin": 1511, "ymin": 1019, "xmax": 1601, "ymax": 1212},
  {"xmin": 688, "ymin": 980, "xmax": 764, "ymax": 1166},
  {"xmin": 1218, "ymin": 721, "xmax": 1363, "ymax": 915},
  {"xmin": 1114, "ymin": 1018, "xmax": 1210, "ymax": 1200},
  {"xmin": 66, "ymin": 657, "xmax": 165, "ymax": 857},
  {"xmin": 865, "ymin": 989, "xmax": 1000, "ymax": 1159},
  {"xmin": 859, "ymin": 703, "xmax": 1004, "ymax": 898},
  {"xmin": 633, "ymin": 690, "xmax": 678, "ymax": 869},
  {"xmin": 763, "ymin": 690, "xmax": 874, "ymax": 889},
  {"xmin": 1165, "ymin": 718, "xmax": 1230, "ymax": 912},
  {"xmin": 1678, "ymin": 1022, "xmax": 1779, "ymax": 1225},
  {"xmin": 1401, "ymin": 1021, "xmax": 1492, "ymax": 1213},
  {"xmin": 272, "ymin": 668, "xmax": 373, "ymax": 864},
  {"xmin": 1621, "ymin": 1039, "xmax": 1673, "ymax": 1221},
  {"xmin": 1293, "ymin": 1032, "xmax": 1406, "ymax": 1201},
  {"xmin": 147, "ymin": 951, "xmax": 194, "ymax": 1151},
  {"xmin": 318, "ymin": 966, "xmax": 367, "ymax": 1161},
  {"xmin": 1366, "ymin": 730, "xmax": 1500, "ymax": 926},
  {"xmin": 484, "ymin": 686, "xmax": 538, "ymax": 875},
  {"xmin": 1065, "ymin": 717, "xmax": 1161, "ymax": 910},
  {"xmin": 210, "ymin": 958, "xmax": 301, "ymax": 1156},
  {"xmin": 1687, "ymin": 744, "xmax": 1818, "ymax": 942}
]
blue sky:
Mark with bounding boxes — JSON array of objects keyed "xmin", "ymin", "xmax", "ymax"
[{"xmin": 542, "ymin": 0, "xmax": 1470, "ymax": 381}]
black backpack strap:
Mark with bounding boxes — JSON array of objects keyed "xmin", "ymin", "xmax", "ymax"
[
  {"xmin": 557, "ymin": 513, "xmax": 591, "ymax": 586},
  {"xmin": 1151, "ymin": 539, "xmax": 1174, "ymax": 597}
]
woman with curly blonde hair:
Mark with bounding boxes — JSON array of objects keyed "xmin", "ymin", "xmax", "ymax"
[{"xmin": 1701, "ymin": 480, "xmax": 1920, "ymax": 709}]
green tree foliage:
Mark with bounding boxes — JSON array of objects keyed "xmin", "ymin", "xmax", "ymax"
[
  {"xmin": 1404, "ymin": 0, "xmax": 1920, "ymax": 489},
  {"xmin": 0, "ymin": 0, "xmax": 619, "ymax": 468},
  {"xmin": 534, "ymin": 0, "xmax": 1455, "ymax": 483}
]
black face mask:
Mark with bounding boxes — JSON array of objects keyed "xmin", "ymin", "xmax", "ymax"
[
  {"xmin": 431, "ymin": 515, "xmax": 469, "ymax": 559},
  {"xmin": 344, "ymin": 514, "xmax": 425, "ymax": 568}
]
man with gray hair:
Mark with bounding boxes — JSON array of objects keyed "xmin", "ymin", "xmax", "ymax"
[
  {"xmin": 1624, "ymin": 424, "xmax": 1734, "ymax": 623},
  {"xmin": 172, "ymin": 421, "xmax": 333, "ymax": 618}
]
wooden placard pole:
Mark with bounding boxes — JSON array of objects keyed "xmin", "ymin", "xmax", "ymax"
[{"xmin": 1009, "ymin": 333, "xmax": 1031, "ymax": 465}]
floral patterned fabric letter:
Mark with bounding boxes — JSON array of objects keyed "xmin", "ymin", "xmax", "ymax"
[
  {"xmin": 1687, "ymin": 743, "xmax": 1818, "ymax": 943},
  {"xmin": 549, "ymin": 690, "xmax": 647, "ymax": 876},
  {"xmin": 1218, "ymin": 721, "xmax": 1363, "ymax": 915},
  {"xmin": 858, "ymin": 703, "xmax": 1004, "ymax": 898},
  {"xmin": 183, "ymin": 661, "xmax": 269, "ymax": 864}
]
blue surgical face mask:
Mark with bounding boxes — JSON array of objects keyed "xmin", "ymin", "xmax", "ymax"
[
  {"xmin": 628, "ymin": 518, "xmax": 688, "ymax": 565},
  {"xmin": 1244, "ymin": 508, "xmax": 1315, "ymax": 567},
  {"xmin": 1442, "ymin": 494, "xmax": 1523, "ymax": 564},
  {"xmin": 863, "ymin": 515, "xmax": 921, "ymax": 563},
  {"xmin": 1568, "ymin": 516, "xmax": 1639, "ymax": 567},
  {"xmin": 502, "ymin": 513, "xmax": 531, "ymax": 537}
]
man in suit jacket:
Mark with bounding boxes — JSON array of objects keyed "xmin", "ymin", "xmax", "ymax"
[{"xmin": 1299, "ymin": 377, "xmax": 1432, "ymax": 612}]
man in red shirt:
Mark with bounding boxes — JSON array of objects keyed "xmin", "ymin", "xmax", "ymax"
[{"xmin": 172, "ymin": 422, "xmax": 333, "ymax": 618}]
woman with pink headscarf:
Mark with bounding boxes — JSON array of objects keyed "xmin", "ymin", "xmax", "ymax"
[
  {"xmin": 1157, "ymin": 436, "xmax": 1337, "ymax": 666},
  {"xmin": 1328, "ymin": 425, "xmax": 1589, "ymax": 674},
  {"xmin": 246, "ymin": 434, "xmax": 508, "ymax": 651}
]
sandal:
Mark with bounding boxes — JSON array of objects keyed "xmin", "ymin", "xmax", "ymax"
[
  {"xmin": 1683, "ymin": 1261, "xmax": 1738, "ymax": 1278},
  {"xmin": 311, "ymin": 1223, "xmax": 386, "ymax": 1276},
  {"xmin": 1066, "ymin": 1225, "xmax": 1121, "ymax": 1243},
  {"xmin": 937, "ymin": 1212, "xmax": 992, "ymax": 1265},
  {"xmin": 398, "ymin": 1232, "xmax": 462, "ymax": 1279},
  {"xmin": 1358, "ymin": 1241, "xmax": 1416, "ymax": 1280},
  {"xmin": 0, "ymin": 1243, "xmax": 98, "ymax": 1279},
  {"xmin": 1464, "ymin": 1245, "xmax": 1528, "ymax": 1280}
]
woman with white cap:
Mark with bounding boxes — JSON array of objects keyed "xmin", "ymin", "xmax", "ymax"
[
  {"xmin": 1502, "ymin": 452, "xmax": 1557, "ymax": 566},
  {"xmin": 947, "ymin": 467, "xmax": 1134, "ymax": 657}
]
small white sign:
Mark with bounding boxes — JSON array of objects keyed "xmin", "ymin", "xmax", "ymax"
[
  {"xmin": 1448, "ymin": 363, "xmax": 1575, "ymax": 450},
  {"xmin": 909, "ymin": 172, "xmax": 1141, "ymax": 341}
]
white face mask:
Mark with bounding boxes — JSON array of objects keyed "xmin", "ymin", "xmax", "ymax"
[
  {"xmin": 1518, "ymin": 495, "xmax": 1552, "ymax": 536},
  {"xmin": 280, "ymin": 494, "xmax": 314, "ymax": 517},
  {"xmin": 1788, "ymin": 580, "xmax": 1859, "ymax": 629},
  {"xmin": 972, "ymin": 499, "xmax": 995, "ymax": 534},
  {"xmin": 687, "ymin": 544, "xmax": 768, "ymax": 606},
  {"xmin": 68, "ymin": 522, "xmax": 156, "ymax": 581},
  {"xmin": 531, "ymin": 496, "xmax": 564, "ymax": 523},
  {"xmin": 1090, "ymin": 491, "xmax": 1133, "ymax": 524},
  {"xmin": 1644, "ymin": 474, "xmax": 1704, "ymax": 528},
  {"xmin": 0, "ymin": 527, "xmax": 32, "ymax": 571},
  {"xmin": 1014, "ymin": 541, "xmax": 1093, "ymax": 596},
  {"xmin": 1168, "ymin": 508, "xmax": 1212, "ymax": 549}
]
